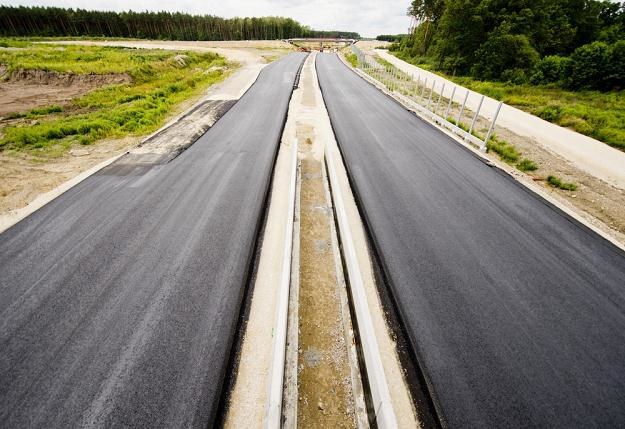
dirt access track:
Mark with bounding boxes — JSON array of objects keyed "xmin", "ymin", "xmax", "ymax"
[{"xmin": 0, "ymin": 40, "xmax": 292, "ymax": 226}]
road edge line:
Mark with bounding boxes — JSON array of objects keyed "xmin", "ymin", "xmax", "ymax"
[{"xmin": 324, "ymin": 139, "xmax": 398, "ymax": 429}]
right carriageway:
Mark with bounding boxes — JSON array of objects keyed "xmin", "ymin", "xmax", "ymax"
[{"xmin": 315, "ymin": 52, "xmax": 625, "ymax": 428}]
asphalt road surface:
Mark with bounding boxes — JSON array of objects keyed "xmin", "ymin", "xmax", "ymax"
[
  {"xmin": 0, "ymin": 52, "xmax": 306, "ymax": 427},
  {"xmin": 316, "ymin": 53, "xmax": 625, "ymax": 428}
]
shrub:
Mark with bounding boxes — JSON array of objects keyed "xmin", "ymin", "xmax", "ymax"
[
  {"xmin": 345, "ymin": 52, "xmax": 358, "ymax": 68},
  {"xmin": 568, "ymin": 41, "xmax": 610, "ymax": 90},
  {"xmin": 487, "ymin": 136, "xmax": 520, "ymax": 163},
  {"xmin": 517, "ymin": 159, "xmax": 538, "ymax": 171},
  {"xmin": 500, "ymin": 68, "xmax": 530, "ymax": 85},
  {"xmin": 535, "ymin": 105, "xmax": 563, "ymax": 122},
  {"xmin": 530, "ymin": 55, "xmax": 571, "ymax": 84},
  {"xmin": 547, "ymin": 175, "xmax": 577, "ymax": 191},
  {"xmin": 605, "ymin": 40, "xmax": 625, "ymax": 90},
  {"xmin": 471, "ymin": 32, "xmax": 539, "ymax": 81}
]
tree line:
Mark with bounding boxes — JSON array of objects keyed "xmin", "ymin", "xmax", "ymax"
[
  {"xmin": 0, "ymin": 6, "xmax": 359, "ymax": 41},
  {"xmin": 391, "ymin": 0, "xmax": 625, "ymax": 90},
  {"xmin": 376, "ymin": 34, "xmax": 407, "ymax": 42}
]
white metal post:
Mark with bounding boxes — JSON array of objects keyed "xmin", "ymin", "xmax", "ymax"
[
  {"xmin": 392, "ymin": 68, "xmax": 397, "ymax": 91},
  {"xmin": 421, "ymin": 77, "xmax": 428, "ymax": 101},
  {"xmin": 468, "ymin": 95, "xmax": 485, "ymax": 135},
  {"xmin": 435, "ymin": 82, "xmax": 445, "ymax": 115},
  {"xmin": 456, "ymin": 90, "xmax": 469, "ymax": 128},
  {"xmin": 482, "ymin": 101, "xmax": 503, "ymax": 152},
  {"xmin": 445, "ymin": 86, "xmax": 456, "ymax": 120},
  {"xmin": 414, "ymin": 76, "xmax": 421, "ymax": 99},
  {"xmin": 426, "ymin": 79, "xmax": 436, "ymax": 110}
]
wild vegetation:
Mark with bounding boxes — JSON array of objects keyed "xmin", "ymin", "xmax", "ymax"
[
  {"xmin": 345, "ymin": 52, "xmax": 358, "ymax": 68},
  {"xmin": 387, "ymin": 0, "xmax": 625, "ymax": 150},
  {"xmin": 0, "ymin": 40, "xmax": 234, "ymax": 155},
  {"xmin": 547, "ymin": 175, "xmax": 578, "ymax": 191},
  {"xmin": 0, "ymin": 6, "xmax": 359, "ymax": 40},
  {"xmin": 394, "ymin": 0, "xmax": 624, "ymax": 88}
]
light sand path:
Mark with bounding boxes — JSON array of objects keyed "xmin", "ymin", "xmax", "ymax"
[{"xmin": 374, "ymin": 49, "xmax": 625, "ymax": 190}]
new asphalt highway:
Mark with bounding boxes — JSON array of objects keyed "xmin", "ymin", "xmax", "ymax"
[
  {"xmin": 0, "ymin": 52, "xmax": 306, "ymax": 427},
  {"xmin": 317, "ymin": 53, "xmax": 625, "ymax": 427}
]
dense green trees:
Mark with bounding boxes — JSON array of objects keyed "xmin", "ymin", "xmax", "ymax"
[
  {"xmin": 0, "ymin": 6, "xmax": 359, "ymax": 41},
  {"xmin": 391, "ymin": 0, "xmax": 625, "ymax": 90},
  {"xmin": 376, "ymin": 35, "xmax": 407, "ymax": 42}
]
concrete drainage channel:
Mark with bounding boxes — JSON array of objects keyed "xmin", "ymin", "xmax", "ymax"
[
  {"xmin": 259, "ymin": 53, "xmax": 411, "ymax": 428},
  {"xmin": 269, "ymin": 129, "xmax": 395, "ymax": 429},
  {"xmin": 224, "ymin": 53, "xmax": 417, "ymax": 428}
]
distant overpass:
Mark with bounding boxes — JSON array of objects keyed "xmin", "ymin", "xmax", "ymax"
[{"xmin": 286, "ymin": 38, "xmax": 357, "ymax": 49}]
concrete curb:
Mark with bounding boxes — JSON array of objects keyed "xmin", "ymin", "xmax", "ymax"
[
  {"xmin": 265, "ymin": 138, "xmax": 298, "ymax": 428},
  {"xmin": 324, "ymin": 139, "xmax": 398, "ymax": 429}
]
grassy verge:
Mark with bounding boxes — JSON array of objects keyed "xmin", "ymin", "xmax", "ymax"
[
  {"xmin": 0, "ymin": 39, "xmax": 236, "ymax": 156},
  {"xmin": 547, "ymin": 175, "xmax": 578, "ymax": 191},
  {"xmin": 487, "ymin": 137, "xmax": 520, "ymax": 163},
  {"xmin": 363, "ymin": 53, "xmax": 585, "ymax": 191},
  {"xmin": 390, "ymin": 52, "xmax": 625, "ymax": 151},
  {"xmin": 344, "ymin": 51, "xmax": 358, "ymax": 68},
  {"xmin": 516, "ymin": 159, "xmax": 538, "ymax": 172}
]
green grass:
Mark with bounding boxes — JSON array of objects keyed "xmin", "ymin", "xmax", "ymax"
[
  {"xmin": 486, "ymin": 136, "xmax": 520, "ymax": 163},
  {"xmin": 547, "ymin": 175, "xmax": 578, "ymax": 191},
  {"xmin": 516, "ymin": 158, "xmax": 538, "ymax": 172},
  {"xmin": 390, "ymin": 53, "xmax": 625, "ymax": 151},
  {"xmin": 345, "ymin": 51, "xmax": 358, "ymax": 68},
  {"xmin": 0, "ymin": 40, "xmax": 235, "ymax": 155},
  {"xmin": 373, "ymin": 55, "xmax": 392, "ymax": 68},
  {"xmin": 5, "ymin": 105, "xmax": 63, "ymax": 120}
]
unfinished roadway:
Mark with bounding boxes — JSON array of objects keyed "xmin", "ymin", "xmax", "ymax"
[
  {"xmin": 0, "ymin": 52, "xmax": 306, "ymax": 427},
  {"xmin": 2, "ymin": 48, "xmax": 625, "ymax": 429},
  {"xmin": 316, "ymin": 52, "xmax": 625, "ymax": 427}
]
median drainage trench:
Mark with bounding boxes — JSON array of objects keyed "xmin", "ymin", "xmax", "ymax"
[{"xmin": 223, "ymin": 52, "xmax": 421, "ymax": 428}]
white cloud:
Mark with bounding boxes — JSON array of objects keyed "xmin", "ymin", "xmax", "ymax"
[{"xmin": 4, "ymin": 0, "xmax": 412, "ymax": 37}]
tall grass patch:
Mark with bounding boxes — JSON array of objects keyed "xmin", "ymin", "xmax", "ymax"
[{"xmin": 0, "ymin": 41, "xmax": 235, "ymax": 154}]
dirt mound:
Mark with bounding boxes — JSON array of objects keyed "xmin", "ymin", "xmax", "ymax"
[
  {"xmin": 0, "ymin": 70, "xmax": 132, "ymax": 117},
  {"xmin": 8, "ymin": 69, "xmax": 131, "ymax": 87}
]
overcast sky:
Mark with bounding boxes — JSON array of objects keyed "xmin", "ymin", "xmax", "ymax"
[{"xmin": 4, "ymin": 0, "xmax": 413, "ymax": 37}]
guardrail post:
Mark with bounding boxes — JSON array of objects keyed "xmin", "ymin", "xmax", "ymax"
[
  {"xmin": 435, "ymin": 82, "xmax": 445, "ymax": 116},
  {"xmin": 421, "ymin": 77, "xmax": 428, "ymax": 101},
  {"xmin": 456, "ymin": 89, "xmax": 469, "ymax": 129},
  {"xmin": 445, "ymin": 86, "xmax": 456, "ymax": 120},
  {"xmin": 482, "ymin": 101, "xmax": 503, "ymax": 152},
  {"xmin": 468, "ymin": 95, "xmax": 484, "ymax": 136},
  {"xmin": 426, "ymin": 79, "xmax": 436, "ymax": 111},
  {"xmin": 414, "ymin": 76, "xmax": 420, "ymax": 99}
]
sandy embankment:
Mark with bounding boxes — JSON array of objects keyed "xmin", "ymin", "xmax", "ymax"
[{"xmin": 0, "ymin": 41, "xmax": 288, "ymax": 228}]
